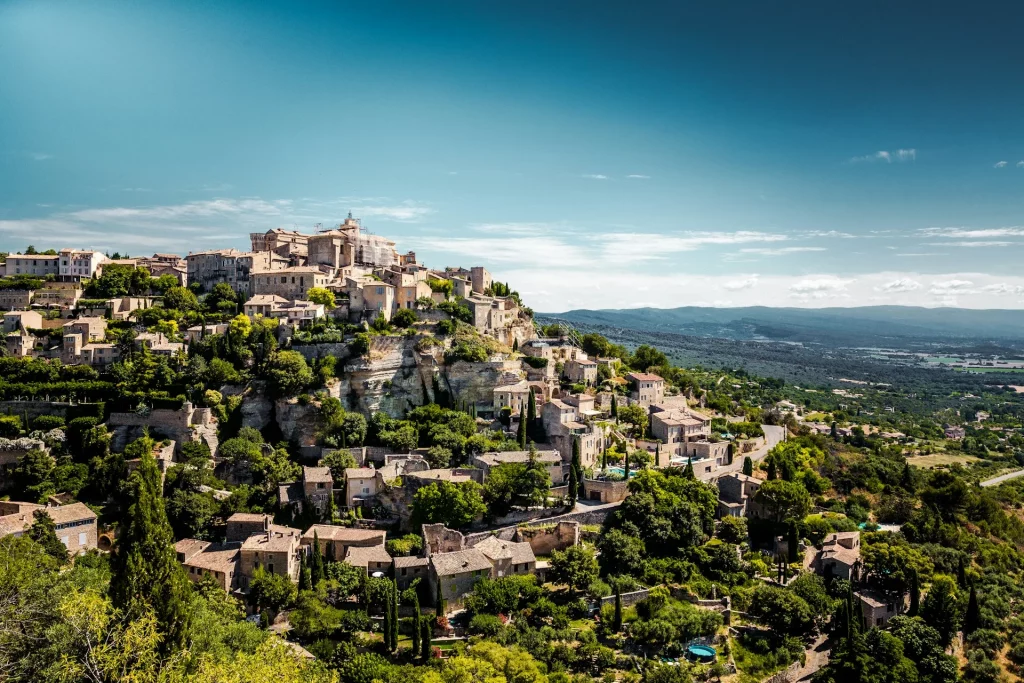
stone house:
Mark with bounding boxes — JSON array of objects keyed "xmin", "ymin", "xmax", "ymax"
[
  {"xmin": 473, "ymin": 535, "xmax": 537, "ymax": 578},
  {"xmin": 472, "ymin": 449, "xmax": 564, "ymax": 485},
  {"xmin": 626, "ymin": 372, "xmax": 665, "ymax": 406},
  {"xmin": 815, "ymin": 531, "xmax": 861, "ymax": 581},
  {"xmin": 541, "ymin": 397, "xmax": 602, "ymax": 469},
  {"xmin": 345, "ymin": 544, "xmax": 393, "ymax": 575},
  {"xmin": 3, "ymin": 310, "xmax": 42, "ymax": 333},
  {"xmin": 0, "ymin": 289, "xmax": 33, "ymax": 311},
  {"xmin": 717, "ymin": 473, "xmax": 762, "ymax": 518},
  {"xmin": 175, "ymin": 539, "xmax": 241, "ymax": 591},
  {"xmin": 649, "ymin": 404, "xmax": 711, "ymax": 459},
  {"xmin": 244, "ymin": 294, "xmax": 325, "ymax": 327},
  {"xmin": 186, "ymin": 249, "xmax": 285, "ymax": 295},
  {"xmin": 250, "ymin": 228, "xmax": 310, "ymax": 263},
  {"xmin": 856, "ymin": 589, "xmax": 905, "ymax": 629},
  {"xmin": 429, "ymin": 548, "xmax": 493, "ymax": 605},
  {"xmin": 943, "ymin": 425, "xmax": 965, "ymax": 440},
  {"xmin": 344, "ymin": 467, "xmax": 378, "ymax": 508},
  {"xmin": 238, "ymin": 522, "xmax": 302, "ymax": 587},
  {"xmin": 63, "ymin": 316, "xmax": 106, "ymax": 342},
  {"xmin": 563, "ymin": 358, "xmax": 598, "ymax": 385},
  {"xmin": 4, "ymin": 253, "xmax": 61, "ymax": 277},
  {"xmin": 301, "ymin": 525, "xmax": 386, "ymax": 563},
  {"xmin": 302, "ymin": 466, "xmax": 334, "ymax": 515},
  {"xmin": 395, "ymin": 555, "xmax": 430, "ymax": 590},
  {"xmin": 492, "ymin": 380, "xmax": 531, "ymax": 416},
  {"xmin": 250, "ymin": 266, "xmax": 331, "ymax": 301},
  {"xmin": 581, "ymin": 477, "xmax": 629, "ymax": 503},
  {"xmin": 226, "ymin": 513, "xmax": 275, "ymax": 542},
  {"xmin": 0, "ymin": 501, "xmax": 98, "ymax": 555}
]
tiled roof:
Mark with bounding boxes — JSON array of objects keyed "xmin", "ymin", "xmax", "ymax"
[
  {"xmin": 226, "ymin": 512, "xmax": 272, "ymax": 523},
  {"xmin": 47, "ymin": 502, "xmax": 96, "ymax": 525},
  {"xmin": 627, "ymin": 372, "xmax": 664, "ymax": 382},
  {"xmin": 303, "ymin": 466, "xmax": 333, "ymax": 483},
  {"xmin": 302, "ymin": 525, "xmax": 386, "ymax": 545},
  {"xmin": 345, "ymin": 467, "xmax": 376, "ymax": 479},
  {"xmin": 430, "ymin": 548, "xmax": 493, "ymax": 576},
  {"xmin": 394, "ymin": 555, "xmax": 429, "ymax": 569},
  {"xmin": 241, "ymin": 525, "xmax": 301, "ymax": 553},
  {"xmin": 477, "ymin": 450, "xmax": 561, "ymax": 466},
  {"xmin": 406, "ymin": 469, "xmax": 472, "ymax": 484},
  {"xmin": 345, "ymin": 544, "xmax": 393, "ymax": 568},
  {"xmin": 473, "ymin": 536, "xmax": 536, "ymax": 565},
  {"xmin": 184, "ymin": 543, "xmax": 240, "ymax": 574}
]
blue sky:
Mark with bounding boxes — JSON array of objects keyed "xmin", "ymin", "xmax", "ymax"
[{"xmin": 2, "ymin": 0, "xmax": 1024, "ymax": 310}]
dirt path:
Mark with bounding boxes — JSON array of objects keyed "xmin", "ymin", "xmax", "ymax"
[{"xmin": 794, "ymin": 634, "xmax": 830, "ymax": 681}]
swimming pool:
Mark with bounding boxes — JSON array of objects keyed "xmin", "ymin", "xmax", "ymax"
[
  {"xmin": 686, "ymin": 644, "xmax": 716, "ymax": 662},
  {"xmin": 605, "ymin": 467, "xmax": 637, "ymax": 478}
]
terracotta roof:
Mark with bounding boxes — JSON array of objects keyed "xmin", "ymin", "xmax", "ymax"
[
  {"xmin": 183, "ymin": 543, "xmax": 240, "ymax": 574},
  {"xmin": 345, "ymin": 467, "xmax": 376, "ymax": 479},
  {"xmin": 302, "ymin": 525, "xmax": 386, "ymax": 545},
  {"xmin": 473, "ymin": 536, "xmax": 536, "ymax": 565},
  {"xmin": 345, "ymin": 544, "xmax": 392, "ymax": 568},
  {"xmin": 46, "ymin": 502, "xmax": 96, "ymax": 525},
  {"xmin": 241, "ymin": 525, "xmax": 301, "ymax": 553},
  {"xmin": 303, "ymin": 466, "xmax": 333, "ymax": 483},
  {"xmin": 627, "ymin": 372, "xmax": 664, "ymax": 382},
  {"xmin": 278, "ymin": 482, "xmax": 303, "ymax": 505},
  {"xmin": 394, "ymin": 555, "xmax": 429, "ymax": 569},
  {"xmin": 430, "ymin": 548, "xmax": 493, "ymax": 576},
  {"xmin": 227, "ymin": 512, "xmax": 272, "ymax": 523},
  {"xmin": 821, "ymin": 547, "xmax": 860, "ymax": 567}
]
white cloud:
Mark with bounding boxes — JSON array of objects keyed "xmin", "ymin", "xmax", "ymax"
[
  {"xmin": 599, "ymin": 231, "xmax": 788, "ymax": 262},
  {"xmin": 850, "ymin": 148, "xmax": 916, "ymax": 164},
  {"xmin": 920, "ymin": 226, "xmax": 1024, "ymax": 238},
  {"xmin": 995, "ymin": 161, "xmax": 1009, "ymax": 168},
  {"xmin": 581, "ymin": 174, "xmax": 609, "ymax": 180},
  {"xmin": 788, "ymin": 277, "xmax": 854, "ymax": 299},
  {"xmin": 877, "ymin": 278, "xmax": 922, "ymax": 293},
  {"xmin": 722, "ymin": 276, "xmax": 759, "ymax": 291},
  {"xmin": 1018, "ymin": 161, "xmax": 1024, "ymax": 168},
  {"xmin": 29, "ymin": 152, "xmax": 53, "ymax": 161},
  {"xmin": 981, "ymin": 283, "xmax": 1024, "ymax": 295},
  {"xmin": 930, "ymin": 279, "xmax": 975, "ymax": 295},
  {"xmin": 349, "ymin": 202, "xmax": 433, "ymax": 222},
  {"xmin": 739, "ymin": 247, "xmax": 826, "ymax": 256},
  {"xmin": 925, "ymin": 241, "xmax": 1014, "ymax": 248},
  {"xmin": 470, "ymin": 222, "xmax": 560, "ymax": 236},
  {"xmin": 626, "ymin": 174, "xmax": 650, "ymax": 179}
]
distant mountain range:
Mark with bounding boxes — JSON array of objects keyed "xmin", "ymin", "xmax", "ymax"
[{"xmin": 538, "ymin": 306, "xmax": 1024, "ymax": 349}]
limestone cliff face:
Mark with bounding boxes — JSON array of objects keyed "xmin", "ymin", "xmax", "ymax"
[
  {"xmin": 444, "ymin": 358, "xmax": 524, "ymax": 408},
  {"xmin": 274, "ymin": 398, "xmax": 320, "ymax": 448},
  {"xmin": 336, "ymin": 336, "xmax": 431, "ymax": 417}
]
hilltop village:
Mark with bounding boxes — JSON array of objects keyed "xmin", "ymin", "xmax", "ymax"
[{"xmin": 1, "ymin": 219, "xmax": 1024, "ymax": 683}]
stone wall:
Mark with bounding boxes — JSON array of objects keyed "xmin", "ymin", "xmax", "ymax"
[
  {"xmin": 515, "ymin": 521, "xmax": 579, "ymax": 555},
  {"xmin": 0, "ymin": 401, "xmax": 75, "ymax": 424},
  {"xmin": 598, "ymin": 589, "xmax": 650, "ymax": 607},
  {"xmin": 582, "ymin": 478, "xmax": 629, "ymax": 503}
]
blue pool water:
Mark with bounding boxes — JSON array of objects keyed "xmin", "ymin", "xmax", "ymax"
[
  {"xmin": 606, "ymin": 467, "xmax": 637, "ymax": 478},
  {"xmin": 687, "ymin": 644, "xmax": 716, "ymax": 661}
]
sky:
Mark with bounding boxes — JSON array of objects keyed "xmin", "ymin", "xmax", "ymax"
[{"xmin": 2, "ymin": 0, "xmax": 1024, "ymax": 311}]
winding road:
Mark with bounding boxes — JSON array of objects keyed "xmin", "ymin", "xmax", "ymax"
[{"xmin": 980, "ymin": 468, "xmax": 1024, "ymax": 488}]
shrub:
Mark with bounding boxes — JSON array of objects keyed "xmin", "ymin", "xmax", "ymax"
[
  {"xmin": 392, "ymin": 308, "xmax": 418, "ymax": 328},
  {"xmin": 468, "ymin": 613, "xmax": 505, "ymax": 637},
  {"xmin": 0, "ymin": 415, "xmax": 22, "ymax": 438},
  {"xmin": 32, "ymin": 415, "xmax": 65, "ymax": 431}
]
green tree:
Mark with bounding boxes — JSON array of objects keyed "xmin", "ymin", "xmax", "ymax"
[
  {"xmin": 109, "ymin": 447, "xmax": 192, "ymax": 651},
  {"xmin": 392, "ymin": 307, "xmax": 418, "ymax": 328},
  {"xmin": 163, "ymin": 285, "xmax": 199, "ymax": 312},
  {"xmin": 516, "ymin": 405, "xmax": 527, "ymax": 449},
  {"xmin": 248, "ymin": 566, "xmax": 297, "ymax": 621},
  {"xmin": 613, "ymin": 585, "xmax": 623, "ymax": 632},
  {"xmin": 482, "ymin": 458, "xmax": 550, "ymax": 519},
  {"xmin": 549, "ymin": 545, "xmax": 599, "ymax": 595},
  {"xmin": 421, "ymin": 616, "xmax": 432, "ymax": 659},
  {"xmin": 411, "ymin": 480, "xmax": 486, "ymax": 529},
  {"xmin": 309, "ymin": 532, "xmax": 325, "ymax": 586},
  {"xmin": 527, "ymin": 388, "xmax": 538, "ymax": 440},
  {"xmin": 747, "ymin": 584, "xmax": 815, "ymax": 638},
  {"xmin": 908, "ymin": 567, "xmax": 920, "ymax": 616},
  {"xmin": 742, "ymin": 456, "xmax": 753, "ymax": 476},
  {"xmin": 266, "ymin": 350, "xmax": 314, "ymax": 396},
  {"xmin": 27, "ymin": 508, "xmax": 69, "ymax": 563},
  {"xmin": 610, "ymin": 393, "xmax": 618, "ymax": 421},
  {"xmin": 306, "ymin": 286, "xmax": 336, "ymax": 310},
  {"xmin": 963, "ymin": 583, "xmax": 980, "ymax": 636},
  {"xmin": 920, "ymin": 575, "xmax": 961, "ymax": 647},
  {"xmin": 753, "ymin": 479, "xmax": 811, "ymax": 523}
]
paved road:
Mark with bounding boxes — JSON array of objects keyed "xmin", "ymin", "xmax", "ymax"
[
  {"xmin": 980, "ymin": 468, "xmax": 1024, "ymax": 488},
  {"xmin": 794, "ymin": 634, "xmax": 830, "ymax": 681}
]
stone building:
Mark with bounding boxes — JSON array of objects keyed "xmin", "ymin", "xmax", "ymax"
[
  {"xmin": 301, "ymin": 525, "xmax": 386, "ymax": 563},
  {"xmin": 649, "ymin": 404, "xmax": 711, "ymax": 460},
  {"xmin": 186, "ymin": 249, "xmax": 285, "ymax": 295},
  {"xmin": 0, "ymin": 502, "xmax": 98, "ymax": 555},
  {"xmin": 856, "ymin": 590, "xmax": 905, "ymax": 629},
  {"xmin": 238, "ymin": 522, "xmax": 302, "ymax": 587},
  {"xmin": 814, "ymin": 531, "xmax": 861, "ymax": 580},
  {"xmin": 250, "ymin": 267, "xmax": 331, "ymax": 301},
  {"xmin": 175, "ymin": 539, "xmax": 241, "ymax": 591},
  {"xmin": 492, "ymin": 380, "xmax": 531, "ymax": 415},
  {"xmin": 344, "ymin": 467, "xmax": 378, "ymax": 508},
  {"xmin": 717, "ymin": 473, "xmax": 763, "ymax": 518},
  {"xmin": 0, "ymin": 289, "xmax": 32, "ymax": 311},
  {"xmin": 472, "ymin": 449, "xmax": 564, "ymax": 485},
  {"xmin": 4, "ymin": 253, "xmax": 61, "ymax": 277},
  {"xmin": 563, "ymin": 358, "xmax": 598, "ymax": 385},
  {"xmin": 626, "ymin": 372, "xmax": 665, "ymax": 406},
  {"xmin": 58, "ymin": 249, "xmax": 107, "ymax": 282}
]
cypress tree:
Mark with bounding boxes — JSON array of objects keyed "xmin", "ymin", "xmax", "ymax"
[
  {"xmin": 436, "ymin": 580, "xmax": 444, "ymax": 612},
  {"xmin": 957, "ymin": 556, "xmax": 968, "ymax": 588},
  {"xmin": 517, "ymin": 405, "xmax": 527, "ymax": 449},
  {"xmin": 571, "ymin": 439, "xmax": 582, "ymax": 493},
  {"xmin": 299, "ymin": 552, "xmax": 312, "ymax": 591},
  {"xmin": 623, "ymin": 450, "xmax": 630, "ymax": 481},
  {"xmin": 610, "ymin": 393, "xmax": 618, "ymax": 422},
  {"xmin": 421, "ymin": 615, "xmax": 432, "ymax": 659},
  {"xmin": 568, "ymin": 460, "xmax": 579, "ymax": 507},
  {"xmin": 512, "ymin": 338, "xmax": 519, "ymax": 351},
  {"xmin": 767, "ymin": 459, "xmax": 777, "ymax": 480},
  {"xmin": 655, "ymin": 443, "xmax": 661, "ymax": 468},
  {"xmin": 831, "ymin": 421, "xmax": 838, "ymax": 440},
  {"xmin": 742, "ymin": 456, "xmax": 753, "ymax": 476},
  {"xmin": 787, "ymin": 520, "xmax": 799, "ymax": 563},
  {"xmin": 900, "ymin": 461, "xmax": 915, "ymax": 492},
  {"xmin": 391, "ymin": 581, "xmax": 400, "ymax": 651},
  {"xmin": 527, "ymin": 388, "xmax": 537, "ymax": 439},
  {"xmin": 110, "ymin": 445, "xmax": 192, "ymax": 652},
  {"xmin": 683, "ymin": 456, "xmax": 694, "ymax": 479},
  {"xmin": 383, "ymin": 582, "xmax": 393, "ymax": 651},
  {"xmin": 964, "ymin": 583, "xmax": 980, "ymax": 636},
  {"xmin": 613, "ymin": 585, "xmax": 623, "ymax": 632},
  {"xmin": 310, "ymin": 531, "xmax": 325, "ymax": 586},
  {"xmin": 908, "ymin": 568, "xmax": 920, "ymax": 616},
  {"xmin": 411, "ymin": 591, "xmax": 422, "ymax": 655}
]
